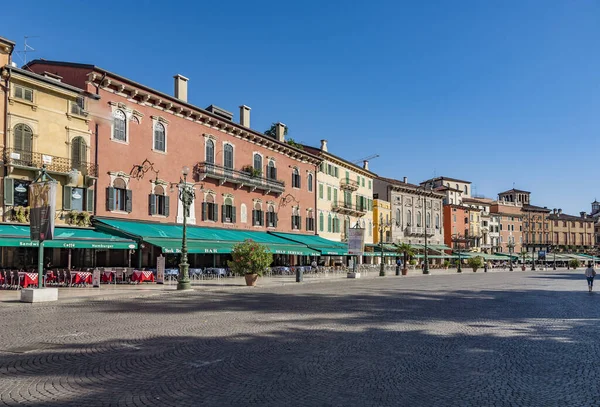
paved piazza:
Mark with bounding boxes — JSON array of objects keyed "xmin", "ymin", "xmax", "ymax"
[{"xmin": 1, "ymin": 270, "xmax": 599, "ymax": 406}]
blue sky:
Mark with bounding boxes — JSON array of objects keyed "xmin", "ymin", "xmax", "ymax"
[{"xmin": 3, "ymin": 1, "xmax": 598, "ymax": 214}]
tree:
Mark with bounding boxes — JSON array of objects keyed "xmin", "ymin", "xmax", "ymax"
[
  {"xmin": 227, "ymin": 239, "xmax": 273, "ymax": 276},
  {"xmin": 467, "ymin": 256, "xmax": 483, "ymax": 272},
  {"xmin": 396, "ymin": 243, "xmax": 414, "ymax": 272}
]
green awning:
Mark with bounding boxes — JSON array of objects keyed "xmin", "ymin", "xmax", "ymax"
[
  {"xmin": 95, "ymin": 218, "xmax": 319, "ymax": 256},
  {"xmin": 268, "ymin": 232, "xmax": 348, "ymax": 256},
  {"xmin": 0, "ymin": 223, "xmax": 137, "ymax": 249}
]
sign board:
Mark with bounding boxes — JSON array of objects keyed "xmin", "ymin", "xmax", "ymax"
[
  {"xmin": 538, "ymin": 251, "xmax": 546, "ymax": 260},
  {"xmin": 156, "ymin": 255, "xmax": 165, "ymax": 284},
  {"xmin": 347, "ymin": 227, "xmax": 365, "ymax": 256},
  {"xmin": 29, "ymin": 181, "xmax": 57, "ymax": 241},
  {"xmin": 92, "ymin": 269, "xmax": 101, "ymax": 288}
]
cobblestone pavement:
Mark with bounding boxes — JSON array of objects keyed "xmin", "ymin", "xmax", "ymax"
[{"xmin": 1, "ymin": 270, "xmax": 599, "ymax": 406}]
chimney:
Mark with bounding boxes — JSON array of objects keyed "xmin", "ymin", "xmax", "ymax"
[
  {"xmin": 553, "ymin": 208, "xmax": 557, "ymax": 215},
  {"xmin": 580, "ymin": 211, "xmax": 587, "ymax": 218},
  {"xmin": 558, "ymin": 208, "xmax": 562, "ymax": 216},
  {"xmin": 320, "ymin": 139, "xmax": 328, "ymax": 152},
  {"xmin": 239, "ymin": 105, "xmax": 251, "ymax": 127},
  {"xmin": 173, "ymin": 74, "xmax": 189, "ymax": 102},
  {"xmin": 403, "ymin": 177, "xmax": 408, "ymax": 184},
  {"xmin": 363, "ymin": 160, "xmax": 369, "ymax": 171},
  {"xmin": 275, "ymin": 122, "xmax": 286, "ymax": 142}
]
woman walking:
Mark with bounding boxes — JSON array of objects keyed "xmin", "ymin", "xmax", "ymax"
[{"xmin": 585, "ymin": 262, "xmax": 596, "ymax": 293}]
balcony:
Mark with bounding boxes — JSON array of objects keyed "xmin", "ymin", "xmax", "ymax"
[
  {"xmin": 3, "ymin": 148, "xmax": 98, "ymax": 177},
  {"xmin": 332, "ymin": 201, "xmax": 367, "ymax": 217},
  {"xmin": 340, "ymin": 178, "xmax": 360, "ymax": 191},
  {"xmin": 195, "ymin": 162, "xmax": 285, "ymax": 195},
  {"xmin": 405, "ymin": 226, "xmax": 435, "ymax": 236}
]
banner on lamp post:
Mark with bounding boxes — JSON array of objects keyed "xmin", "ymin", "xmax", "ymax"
[
  {"xmin": 29, "ymin": 181, "xmax": 57, "ymax": 241},
  {"xmin": 347, "ymin": 227, "xmax": 365, "ymax": 256}
]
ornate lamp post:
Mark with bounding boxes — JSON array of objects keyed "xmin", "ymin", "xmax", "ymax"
[
  {"xmin": 170, "ymin": 166, "xmax": 196, "ymax": 290},
  {"xmin": 451, "ymin": 234, "xmax": 465, "ymax": 273}
]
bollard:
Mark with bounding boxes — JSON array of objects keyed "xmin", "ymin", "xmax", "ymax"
[
  {"xmin": 296, "ymin": 268, "xmax": 303, "ymax": 283},
  {"xmin": 396, "ymin": 266, "xmax": 400, "ymax": 276}
]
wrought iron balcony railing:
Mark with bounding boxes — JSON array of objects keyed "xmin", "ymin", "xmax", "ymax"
[
  {"xmin": 195, "ymin": 162, "xmax": 285, "ymax": 194},
  {"xmin": 340, "ymin": 178, "xmax": 360, "ymax": 191},
  {"xmin": 3, "ymin": 148, "xmax": 98, "ymax": 177},
  {"xmin": 406, "ymin": 226, "xmax": 435, "ymax": 236},
  {"xmin": 332, "ymin": 201, "xmax": 367, "ymax": 216}
]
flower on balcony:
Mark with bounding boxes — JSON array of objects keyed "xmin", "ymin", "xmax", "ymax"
[
  {"xmin": 65, "ymin": 210, "xmax": 91, "ymax": 227},
  {"xmin": 241, "ymin": 165, "xmax": 262, "ymax": 178},
  {"xmin": 10, "ymin": 206, "xmax": 30, "ymax": 223}
]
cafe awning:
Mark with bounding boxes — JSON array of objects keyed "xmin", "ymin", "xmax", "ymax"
[
  {"xmin": 268, "ymin": 232, "xmax": 348, "ymax": 256},
  {"xmin": 0, "ymin": 223, "xmax": 137, "ymax": 249},
  {"xmin": 94, "ymin": 218, "xmax": 319, "ymax": 256}
]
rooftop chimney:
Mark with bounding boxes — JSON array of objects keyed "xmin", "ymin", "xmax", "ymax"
[
  {"xmin": 558, "ymin": 208, "xmax": 562, "ymax": 216},
  {"xmin": 320, "ymin": 139, "xmax": 328, "ymax": 152},
  {"xmin": 275, "ymin": 122, "xmax": 286, "ymax": 142},
  {"xmin": 403, "ymin": 177, "xmax": 408, "ymax": 184},
  {"xmin": 553, "ymin": 208, "xmax": 557, "ymax": 214},
  {"xmin": 239, "ymin": 105, "xmax": 251, "ymax": 127},
  {"xmin": 363, "ymin": 160, "xmax": 369, "ymax": 171},
  {"xmin": 173, "ymin": 74, "xmax": 189, "ymax": 102},
  {"xmin": 580, "ymin": 211, "xmax": 587, "ymax": 218}
]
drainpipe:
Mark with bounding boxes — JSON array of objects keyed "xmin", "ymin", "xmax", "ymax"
[
  {"xmin": 94, "ymin": 123, "xmax": 99, "ymax": 216},
  {"xmin": 314, "ymin": 161, "xmax": 318, "ymax": 236},
  {"xmin": 2, "ymin": 67, "xmax": 10, "ymax": 222}
]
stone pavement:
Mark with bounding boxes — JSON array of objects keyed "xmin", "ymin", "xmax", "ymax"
[{"xmin": 1, "ymin": 269, "xmax": 598, "ymax": 406}]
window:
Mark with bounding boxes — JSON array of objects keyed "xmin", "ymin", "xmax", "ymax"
[
  {"xmin": 435, "ymin": 214, "xmax": 440, "ymax": 229},
  {"xmin": 361, "ymin": 178, "xmax": 365, "ymax": 187},
  {"xmin": 396, "ymin": 209, "xmax": 401, "ymax": 226},
  {"xmin": 308, "ymin": 174, "xmax": 313, "ymax": 192},
  {"xmin": 222, "ymin": 197, "xmax": 236, "ymax": 223},
  {"xmin": 417, "ymin": 212, "xmax": 422, "ymax": 227},
  {"xmin": 154, "ymin": 123, "xmax": 166, "ymax": 152},
  {"xmin": 253, "ymin": 154, "xmax": 262, "ymax": 172},
  {"xmin": 327, "ymin": 186, "xmax": 331, "ymax": 201},
  {"xmin": 13, "ymin": 124, "xmax": 33, "ymax": 163},
  {"xmin": 333, "ymin": 188, "xmax": 337, "ymax": 202},
  {"xmin": 291, "ymin": 207, "xmax": 301, "ymax": 230},
  {"xmin": 292, "ymin": 168, "xmax": 301, "ymax": 188},
  {"xmin": 267, "ymin": 160, "xmax": 277, "ymax": 180},
  {"xmin": 319, "ymin": 212, "xmax": 324, "ymax": 232},
  {"xmin": 14, "ymin": 85, "xmax": 33, "ymax": 102},
  {"xmin": 113, "ymin": 110, "xmax": 127, "ymax": 141},
  {"xmin": 107, "ymin": 178, "xmax": 131, "ymax": 212},
  {"xmin": 456, "ymin": 184, "xmax": 459, "ymax": 190},
  {"xmin": 306, "ymin": 210, "xmax": 315, "ymax": 231},
  {"xmin": 333, "ymin": 216, "xmax": 340, "ymax": 233},
  {"xmin": 149, "ymin": 185, "xmax": 170, "ymax": 216},
  {"xmin": 334, "ymin": 166, "xmax": 338, "ymax": 178},
  {"xmin": 222, "ymin": 144, "xmax": 233, "ymax": 171},
  {"xmin": 71, "ymin": 96, "xmax": 86, "ymax": 115},
  {"xmin": 240, "ymin": 204, "xmax": 247, "ymax": 223},
  {"xmin": 252, "ymin": 203, "xmax": 264, "ymax": 226},
  {"xmin": 318, "ymin": 183, "xmax": 323, "ymax": 199},
  {"xmin": 71, "ymin": 136, "xmax": 87, "ymax": 170},
  {"xmin": 407, "ymin": 210, "xmax": 412, "ymax": 226},
  {"xmin": 368, "ymin": 180, "xmax": 372, "ymax": 190},
  {"xmin": 202, "ymin": 195, "xmax": 218, "ymax": 221},
  {"xmin": 426, "ymin": 213, "xmax": 431, "ymax": 227},
  {"xmin": 327, "ymin": 214, "xmax": 332, "ymax": 232},
  {"xmin": 206, "ymin": 139, "xmax": 215, "ymax": 165},
  {"xmin": 464, "ymin": 185, "xmax": 468, "ymax": 195},
  {"xmin": 266, "ymin": 205, "xmax": 277, "ymax": 227}
]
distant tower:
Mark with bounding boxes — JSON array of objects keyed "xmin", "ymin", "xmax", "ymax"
[{"xmin": 592, "ymin": 199, "xmax": 600, "ymax": 215}]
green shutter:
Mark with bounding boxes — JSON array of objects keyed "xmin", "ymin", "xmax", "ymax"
[
  {"xmin": 334, "ymin": 167, "xmax": 338, "ymax": 178},
  {"xmin": 164, "ymin": 196, "xmax": 170, "ymax": 217},
  {"xmin": 232, "ymin": 206, "xmax": 236, "ymax": 223},
  {"xmin": 202, "ymin": 202, "xmax": 208, "ymax": 221},
  {"xmin": 333, "ymin": 189, "xmax": 337, "ymax": 203},
  {"xmin": 221, "ymin": 204, "xmax": 226, "ymax": 222},
  {"xmin": 125, "ymin": 189, "xmax": 133, "ymax": 213},
  {"xmin": 149, "ymin": 194, "xmax": 157, "ymax": 215},
  {"xmin": 106, "ymin": 187, "xmax": 115, "ymax": 211},
  {"xmin": 212, "ymin": 203, "xmax": 218, "ymax": 221},
  {"xmin": 86, "ymin": 189, "xmax": 94, "ymax": 213},
  {"xmin": 63, "ymin": 186, "xmax": 72, "ymax": 210},
  {"xmin": 319, "ymin": 184, "xmax": 323, "ymax": 199},
  {"xmin": 4, "ymin": 178, "xmax": 14, "ymax": 206}
]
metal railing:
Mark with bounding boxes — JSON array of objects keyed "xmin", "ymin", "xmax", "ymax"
[
  {"xmin": 196, "ymin": 162, "xmax": 285, "ymax": 194},
  {"xmin": 332, "ymin": 200, "xmax": 367, "ymax": 215},
  {"xmin": 406, "ymin": 226, "xmax": 435, "ymax": 236},
  {"xmin": 340, "ymin": 178, "xmax": 360, "ymax": 190},
  {"xmin": 3, "ymin": 148, "xmax": 98, "ymax": 177}
]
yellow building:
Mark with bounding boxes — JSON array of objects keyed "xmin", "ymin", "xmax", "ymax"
[{"xmin": 373, "ymin": 198, "xmax": 391, "ymax": 244}]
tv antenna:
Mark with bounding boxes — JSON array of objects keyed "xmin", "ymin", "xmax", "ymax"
[{"xmin": 15, "ymin": 36, "xmax": 39, "ymax": 65}]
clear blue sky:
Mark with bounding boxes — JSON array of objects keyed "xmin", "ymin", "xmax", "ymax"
[{"xmin": 3, "ymin": 1, "xmax": 598, "ymax": 214}]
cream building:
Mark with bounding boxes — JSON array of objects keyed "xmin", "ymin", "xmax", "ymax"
[{"xmin": 303, "ymin": 140, "xmax": 375, "ymax": 253}]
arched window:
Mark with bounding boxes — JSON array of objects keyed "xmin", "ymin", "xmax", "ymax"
[
  {"xmin": 417, "ymin": 212, "xmax": 422, "ymax": 227},
  {"xmin": 149, "ymin": 185, "xmax": 169, "ymax": 216},
  {"xmin": 223, "ymin": 197, "xmax": 235, "ymax": 223},
  {"xmin": 202, "ymin": 194, "xmax": 217, "ymax": 222},
  {"xmin": 407, "ymin": 210, "xmax": 412, "ymax": 226},
  {"xmin": 435, "ymin": 214, "xmax": 440, "ymax": 229},
  {"xmin": 110, "ymin": 178, "xmax": 129, "ymax": 212},
  {"xmin": 13, "ymin": 123, "xmax": 33, "ymax": 154},
  {"xmin": 319, "ymin": 212, "xmax": 324, "ymax": 232},
  {"xmin": 456, "ymin": 184, "xmax": 459, "ymax": 190},
  {"xmin": 426, "ymin": 212, "xmax": 431, "ymax": 227},
  {"xmin": 224, "ymin": 144, "xmax": 233, "ymax": 169},
  {"xmin": 253, "ymin": 154, "xmax": 262, "ymax": 172},
  {"xmin": 396, "ymin": 209, "xmax": 401, "ymax": 226},
  {"xmin": 307, "ymin": 173, "xmax": 313, "ymax": 192},
  {"xmin": 113, "ymin": 110, "xmax": 126, "ymax": 141},
  {"xmin": 252, "ymin": 202, "xmax": 264, "ymax": 226},
  {"xmin": 306, "ymin": 209, "xmax": 315, "ymax": 231},
  {"xmin": 154, "ymin": 122, "xmax": 165, "ymax": 152},
  {"xmin": 206, "ymin": 139, "xmax": 215, "ymax": 164},
  {"xmin": 71, "ymin": 137, "xmax": 86, "ymax": 168},
  {"xmin": 267, "ymin": 160, "xmax": 276, "ymax": 180},
  {"xmin": 292, "ymin": 168, "xmax": 301, "ymax": 188},
  {"xmin": 464, "ymin": 185, "xmax": 468, "ymax": 195}
]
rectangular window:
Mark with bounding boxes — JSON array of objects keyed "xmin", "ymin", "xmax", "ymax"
[
  {"xmin": 252, "ymin": 209, "xmax": 264, "ymax": 226},
  {"xmin": 266, "ymin": 212, "xmax": 277, "ymax": 228},
  {"xmin": 333, "ymin": 188, "xmax": 337, "ymax": 203},
  {"xmin": 292, "ymin": 215, "xmax": 302, "ymax": 230},
  {"xmin": 361, "ymin": 178, "xmax": 365, "ymax": 187},
  {"xmin": 14, "ymin": 85, "xmax": 33, "ymax": 102},
  {"xmin": 71, "ymin": 97, "xmax": 86, "ymax": 115},
  {"xmin": 319, "ymin": 183, "xmax": 323, "ymax": 199},
  {"xmin": 148, "ymin": 194, "xmax": 170, "ymax": 216},
  {"xmin": 319, "ymin": 215, "xmax": 323, "ymax": 232},
  {"xmin": 327, "ymin": 186, "xmax": 331, "ymax": 201},
  {"xmin": 222, "ymin": 204, "xmax": 236, "ymax": 223},
  {"xmin": 202, "ymin": 202, "xmax": 218, "ymax": 221},
  {"xmin": 334, "ymin": 166, "xmax": 338, "ymax": 178},
  {"xmin": 368, "ymin": 180, "xmax": 372, "ymax": 189},
  {"xmin": 306, "ymin": 217, "xmax": 315, "ymax": 231}
]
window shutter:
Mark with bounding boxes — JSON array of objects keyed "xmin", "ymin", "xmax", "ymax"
[
  {"xmin": 274, "ymin": 213, "xmax": 277, "ymax": 227},
  {"xmin": 272, "ymin": 167, "xmax": 277, "ymax": 179},
  {"xmin": 106, "ymin": 187, "xmax": 115, "ymax": 211},
  {"xmin": 213, "ymin": 203, "xmax": 218, "ymax": 221},
  {"xmin": 298, "ymin": 175, "xmax": 301, "ymax": 188},
  {"xmin": 259, "ymin": 210, "xmax": 264, "ymax": 226},
  {"xmin": 164, "ymin": 196, "xmax": 170, "ymax": 217},
  {"xmin": 221, "ymin": 205, "xmax": 226, "ymax": 222},
  {"xmin": 4, "ymin": 178, "xmax": 14, "ymax": 206},
  {"xmin": 333, "ymin": 189, "xmax": 337, "ymax": 202},
  {"xmin": 149, "ymin": 194, "xmax": 157, "ymax": 215},
  {"xmin": 299, "ymin": 216, "xmax": 302, "ymax": 230},
  {"xmin": 334, "ymin": 167, "xmax": 338, "ymax": 177},
  {"xmin": 232, "ymin": 206, "xmax": 236, "ymax": 223},
  {"xmin": 306, "ymin": 217, "xmax": 309, "ymax": 230},
  {"xmin": 202, "ymin": 202, "xmax": 208, "ymax": 221},
  {"xmin": 252, "ymin": 210, "xmax": 256, "ymax": 225},
  {"xmin": 86, "ymin": 189, "xmax": 94, "ymax": 213},
  {"xmin": 125, "ymin": 189, "xmax": 133, "ymax": 213},
  {"xmin": 63, "ymin": 186, "xmax": 72, "ymax": 210}
]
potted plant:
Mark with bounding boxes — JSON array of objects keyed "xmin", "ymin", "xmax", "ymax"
[
  {"xmin": 569, "ymin": 259, "xmax": 579, "ymax": 270},
  {"xmin": 443, "ymin": 260, "xmax": 450, "ymax": 269},
  {"xmin": 227, "ymin": 239, "xmax": 273, "ymax": 286},
  {"xmin": 467, "ymin": 256, "xmax": 483, "ymax": 272},
  {"xmin": 396, "ymin": 243, "xmax": 414, "ymax": 275},
  {"xmin": 241, "ymin": 165, "xmax": 262, "ymax": 178},
  {"xmin": 409, "ymin": 259, "xmax": 417, "ymax": 270},
  {"xmin": 520, "ymin": 250, "xmax": 528, "ymax": 271}
]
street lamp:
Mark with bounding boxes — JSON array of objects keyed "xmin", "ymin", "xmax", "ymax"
[
  {"xmin": 507, "ymin": 241, "xmax": 515, "ymax": 271},
  {"xmin": 417, "ymin": 185, "xmax": 432, "ymax": 275},
  {"xmin": 170, "ymin": 166, "xmax": 197, "ymax": 291},
  {"xmin": 451, "ymin": 234, "xmax": 465, "ymax": 273}
]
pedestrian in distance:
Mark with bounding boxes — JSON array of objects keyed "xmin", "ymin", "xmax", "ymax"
[{"xmin": 585, "ymin": 262, "xmax": 596, "ymax": 293}]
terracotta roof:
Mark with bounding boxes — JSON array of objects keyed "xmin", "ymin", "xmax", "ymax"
[
  {"xmin": 548, "ymin": 213, "xmax": 595, "ymax": 222},
  {"xmin": 522, "ymin": 204, "xmax": 551, "ymax": 213},
  {"xmin": 420, "ymin": 176, "xmax": 471, "ymax": 185},
  {"xmin": 302, "ymin": 145, "xmax": 377, "ymax": 177}
]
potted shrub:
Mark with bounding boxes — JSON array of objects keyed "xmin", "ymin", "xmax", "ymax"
[
  {"xmin": 409, "ymin": 259, "xmax": 417, "ymax": 270},
  {"xmin": 569, "ymin": 259, "xmax": 579, "ymax": 270},
  {"xmin": 467, "ymin": 256, "xmax": 483, "ymax": 272},
  {"xmin": 520, "ymin": 250, "xmax": 528, "ymax": 271},
  {"xmin": 443, "ymin": 260, "xmax": 450, "ymax": 269},
  {"xmin": 227, "ymin": 239, "xmax": 273, "ymax": 286},
  {"xmin": 396, "ymin": 243, "xmax": 414, "ymax": 275}
]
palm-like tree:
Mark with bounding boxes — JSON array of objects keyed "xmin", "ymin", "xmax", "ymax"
[{"xmin": 396, "ymin": 243, "xmax": 414, "ymax": 273}]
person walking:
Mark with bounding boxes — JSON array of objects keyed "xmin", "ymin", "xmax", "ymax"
[{"xmin": 585, "ymin": 262, "xmax": 596, "ymax": 293}]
